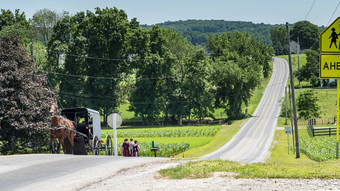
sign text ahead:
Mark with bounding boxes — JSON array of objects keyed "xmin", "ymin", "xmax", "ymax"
[{"xmin": 320, "ymin": 54, "xmax": 340, "ymax": 78}]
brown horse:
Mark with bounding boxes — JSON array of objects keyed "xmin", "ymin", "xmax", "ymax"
[{"xmin": 49, "ymin": 99, "xmax": 75, "ymax": 154}]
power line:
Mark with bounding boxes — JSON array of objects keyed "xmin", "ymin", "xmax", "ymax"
[
  {"xmin": 304, "ymin": 0, "xmax": 317, "ymax": 20},
  {"xmin": 46, "ymin": 49, "xmax": 176, "ymax": 62},
  {"xmin": 327, "ymin": 0, "xmax": 340, "ymax": 26},
  {"xmin": 49, "ymin": 71, "xmax": 182, "ymax": 80},
  {"xmin": 59, "ymin": 91, "xmax": 190, "ymax": 105},
  {"xmin": 308, "ymin": 0, "xmax": 340, "ymax": 50}
]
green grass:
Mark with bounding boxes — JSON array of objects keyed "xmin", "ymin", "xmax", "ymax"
[
  {"xmin": 277, "ymin": 88, "xmax": 337, "ymax": 126},
  {"xmin": 159, "ymin": 129, "xmax": 340, "ymax": 179},
  {"xmin": 119, "ymin": 103, "xmax": 143, "ymax": 123},
  {"xmin": 182, "ymin": 120, "xmax": 246, "ymax": 158}
]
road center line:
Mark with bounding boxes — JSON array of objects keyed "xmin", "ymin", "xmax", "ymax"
[{"xmin": 229, "ymin": 58, "xmax": 284, "ymax": 160}]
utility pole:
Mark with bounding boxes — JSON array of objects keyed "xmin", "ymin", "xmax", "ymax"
[
  {"xmin": 288, "ymin": 84, "xmax": 295, "ymax": 153},
  {"xmin": 286, "ymin": 22, "xmax": 300, "ymax": 158},
  {"xmin": 297, "ymin": 37, "xmax": 300, "ymax": 85},
  {"xmin": 297, "ymin": 37, "xmax": 300, "ymax": 72},
  {"xmin": 285, "ymin": 86, "xmax": 287, "ymax": 125}
]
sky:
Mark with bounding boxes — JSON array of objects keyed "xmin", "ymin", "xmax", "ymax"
[{"xmin": 1, "ymin": 0, "xmax": 340, "ymax": 27}]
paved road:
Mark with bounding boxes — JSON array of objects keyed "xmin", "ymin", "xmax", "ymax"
[
  {"xmin": 202, "ymin": 57, "xmax": 289, "ymax": 163},
  {"xmin": 0, "ymin": 154, "xmax": 168, "ymax": 191}
]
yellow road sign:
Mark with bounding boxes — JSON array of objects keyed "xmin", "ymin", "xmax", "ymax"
[
  {"xmin": 319, "ymin": 54, "xmax": 340, "ymax": 78},
  {"xmin": 320, "ymin": 17, "xmax": 340, "ymax": 53}
]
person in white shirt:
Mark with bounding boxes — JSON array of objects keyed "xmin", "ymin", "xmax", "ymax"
[{"xmin": 129, "ymin": 138, "xmax": 134, "ymax": 156}]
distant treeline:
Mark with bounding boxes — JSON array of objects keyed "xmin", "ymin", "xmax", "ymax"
[
  {"xmin": 141, "ymin": 20, "xmax": 326, "ymax": 46},
  {"xmin": 141, "ymin": 20, "xmax": 282, "ymax": 45}
]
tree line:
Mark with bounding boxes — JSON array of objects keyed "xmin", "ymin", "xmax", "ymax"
[{"xmin": 0, "ymin": 7, "xmax": 273, "ymax": 128}]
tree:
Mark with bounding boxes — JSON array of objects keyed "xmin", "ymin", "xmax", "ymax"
[
  {"xmin": 270, "ymin": 26, "xmax": 288, "ymax": 55},
  {"xmin": 0, "ymin": 9, "xmax": 29, "ymax": 31},
  {"xmin": 296, "ymin": 49, "xmax": 319, "ymax": 86},
  {"xmin": 47, "ymin": 7, "xmax": 137, "ymax": 124},
  {"xmin": 290, "ymin": 21, "xmax": 319, "ymax": 50},
  {"xmin": 30, "ymin": 9, "xmax": 68, "ymax": 43},
  {"xmin": 297, "ymin": 90, "xmax": 320, "ymax": 120},
  {"xmin": 0, "ymin": 9, "xmax": 34, "ymax": 45},
  {"xmin": 0, "ymin": 37, "xmax": 53, "ymax": 154},
  {"xmin": 0, "ymin": 23, "xmax": 38, "ymax": 45},
  {"xmin": 183, "ymin": 49, "xmax": 214, "ymax": 122},
  {"xmin": 207, "ymin": 32, "xmax": 271, "ymax": 119},
  {"xmin": 129, "ymin": 26, "xmax": 175, "ymax": 125}
]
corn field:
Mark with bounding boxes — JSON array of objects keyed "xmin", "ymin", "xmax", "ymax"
[
  {"xmin": 300, "ymin": 136, "xmax": 337, "ymax": 161},
  {"xmin": 114, "ymin": 126, "xmax": 222, "ymax": 138}
]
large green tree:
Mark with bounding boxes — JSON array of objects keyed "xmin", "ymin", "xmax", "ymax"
[
  {"xmin": 0, "ymin": 37, "xmax": 53, "ymax": 154},
  {"xmin": 47, "ymin": 7, "xmax": 137, "ymax": 123},
  {"xmin": 207, "ymin": 32, "xmax": 272, "ymax": 119},
  {"xmin": 290, "ymin": 21, "xmax": 319, "ymax": 50},
  {"xmin": 129, "ymin": 26, "xmax": 175, "ymax": 125}
]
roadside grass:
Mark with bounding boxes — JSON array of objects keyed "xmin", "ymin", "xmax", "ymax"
[
  {"xmin": 159, "ymin": 129, "xmax": 340, "ymax": 179},
  {"xmin": 181, "ymin": 119, "xmax": 247, "ymax": 158}
]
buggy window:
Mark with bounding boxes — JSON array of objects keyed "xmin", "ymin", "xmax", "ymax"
[{"xmin": 76, "ymin": 112, "xmax": 87, "ymax": 125}]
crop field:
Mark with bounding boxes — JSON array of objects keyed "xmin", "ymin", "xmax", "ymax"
[
  {"xmin": 103, "ymin": 126, "xmax": 222, "ymax": 138},
  {"xmin": 299, "ymin": 131, "xmax": 339, "ymax": 162},
  {"xmin": 101, "ymin": 125, "xmax": 221, "ymax": 157}
]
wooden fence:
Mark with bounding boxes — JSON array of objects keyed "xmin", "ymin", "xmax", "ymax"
[{"xmin": 308, "ymin": 119, "xmax": 339, "ymax": 137}]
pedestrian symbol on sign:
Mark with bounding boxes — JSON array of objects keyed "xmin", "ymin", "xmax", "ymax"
[{"xmin": 329, "ymin": 28, "xmax": 338, "ymax": 49}]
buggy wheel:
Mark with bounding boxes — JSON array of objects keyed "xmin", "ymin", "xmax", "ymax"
[
  {"xmin": 50, "ymin": 139, "xmax": 60, "ymax": 154},
  {"xmin": 104, "ymin": 135, "xmax": 113, "ymax": 156},
  {"xmin": 92, "ymin": 136, "xmax": 100, "ymax": 155}
]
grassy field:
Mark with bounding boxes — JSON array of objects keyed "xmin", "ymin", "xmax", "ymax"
[{"xmin": 277, "ymin": 88, "xmax": 337, "ymax": 127}]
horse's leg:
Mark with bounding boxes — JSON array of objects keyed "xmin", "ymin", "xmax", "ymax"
[
  {"xmin": 50, "ymin": 133, "xmax": 54, "ymax": 153},
  {"xmin": 59, "ymin": 134, "xmax": 66, "ymax": 154}
]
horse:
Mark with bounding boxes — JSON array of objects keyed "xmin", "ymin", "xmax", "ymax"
[{"xmin": 49, "ymin": 99, "xmax": 75, "ymax": 154}]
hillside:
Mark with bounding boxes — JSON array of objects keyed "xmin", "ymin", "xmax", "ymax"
[{"xmin": 141, "ymin": 20, "xmax": 283, "ymax": 45}]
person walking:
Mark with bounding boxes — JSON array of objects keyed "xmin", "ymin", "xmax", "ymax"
[
  {"xmin": 133, "ymin": 140, "xmax": 141, "ymax": 157},
  {"xmin": 121, "ymin": 138, "xmax": 130, "ymax": 157},
  {"xmin": 129, "ymin": 138, "xmax": 134, "ymax": 156}
]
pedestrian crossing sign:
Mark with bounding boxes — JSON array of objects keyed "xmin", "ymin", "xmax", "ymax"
[{"xmin": 320, "ymin": 17, "xmax": 340, "ymax": 53}]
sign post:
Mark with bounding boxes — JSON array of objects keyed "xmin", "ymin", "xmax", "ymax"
[
  {"xmin": 319, "ymin": 17, "xmax": 340, "ymax": 159},
  {"xmin": 108, "ymin": 113, "xmax": 122, "ymax": 157},
  {"xmin": 285, "ymin": 127, "xmax": 291, "ymax": 154}
]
